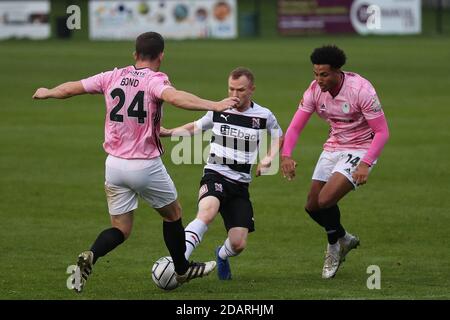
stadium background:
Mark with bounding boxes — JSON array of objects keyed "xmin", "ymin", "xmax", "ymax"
[{"xmin": 0, "ymin": 0, "xmax": 449, "ymax": 299}]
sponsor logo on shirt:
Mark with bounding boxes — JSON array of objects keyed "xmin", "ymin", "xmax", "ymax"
[
  {"xmin": 130, "ymin": 70, "xmax": 146, "ymax": 77},
  {"xmin": 220, "ymin": 114, "xmax": 230, "ymax": 121},
  {"xmin": 220, "ymin": 125, "xmax": 257, "ymax": 141},
  {"xmin": 320, "ymin": 104, "xmax": 326, "ymax": 111}
]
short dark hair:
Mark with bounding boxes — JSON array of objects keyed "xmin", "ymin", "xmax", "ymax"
[
  {"xmin": 135, "ymin": 32, "xmax": 164, "ymax": 61},
  {"xmin": 229, "ymin": 67, "xmax": 254, "ymax": 85},
  {"xmin": 310, "ymin": 45, "xmax": 346, "ymax": 69}
]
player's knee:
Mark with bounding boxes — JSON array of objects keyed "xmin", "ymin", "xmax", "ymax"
[
  {"xmin": 230, "ymin": 238, "xmax": 246, "ymax": 253},
  {"xmin": 160, "ymin": 201, "xmax": 182, "ymax": 221},
  {"xmin": 306, "ymin": 194, "xmax": 320, "ymax": 212},
  {"xmin": 317, "ymin": 195, "xmax": 335, "ymax": 209}
]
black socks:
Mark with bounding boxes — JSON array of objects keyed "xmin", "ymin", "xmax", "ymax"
[
  {"xmin": 163, "ymin": 218, "xmax": 189, "ymax": 275},
  {"xmin": 305, "ymin": 205, "xmax": 346, "ymax": 244},
  {"xmin": 90, "ymin": 227, "xmax": 125, "ymax": 264}
]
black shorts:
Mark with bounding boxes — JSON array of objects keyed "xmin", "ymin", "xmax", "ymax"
[{"xmin": 198, "ymin": 169, "xmax": 254, "ymax": 233}]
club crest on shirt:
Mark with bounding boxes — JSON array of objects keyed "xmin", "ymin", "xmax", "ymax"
[
  {"xmin": 342, "ymin": 103, "xmax": 350, "ymax": 114},
  {"xmin": 252, "ymin": 118, "xmax": 260, "ymax": 129}
]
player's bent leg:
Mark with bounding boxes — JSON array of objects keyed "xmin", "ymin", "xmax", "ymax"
[
  {"xmin": 317, "ymin": 172, "xmax": 353, "ymax": 209},
  {"xmin": 305, "ymin": 180, "xmax": 326, "ymax": 227},
  {"xmin": 184, "ymin": 196, "xmax": 220, "ymax": 259},
  {"xmin": 73, "ymin": 212, "xmax": 131, "ymax": 293},
  {"xmin": 156, "ymin": 200, "xmax": 189, "ymax": 273},
  {"xmin": 216, "ymin": 228, "xmax": 248, "ymax": 280},
  {"xmin": 156, "ymin": 200, "xmax": 217, "ymax": 284},
  {"xmin": 156, "ymin": 199, "xmax": 182, "ymax": 222},
  {"xmin": 110, "ymin": 211, "xmax": 134, "ymax": 239},
  {"xmin": 197, "ymin": 196, "xmax": 221, "ymax": 225},
  {"xmin": 228, "ymin": 228, "xmax": 248, "ymax": 253},
  {"xmin": 318, "ymin": 173, "xmax": 357, "ymax": 279}
]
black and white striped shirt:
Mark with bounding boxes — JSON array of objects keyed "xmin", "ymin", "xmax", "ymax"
[{"xmin": 196, "ymin": 102, "xmax": 282, "ymax": 183}]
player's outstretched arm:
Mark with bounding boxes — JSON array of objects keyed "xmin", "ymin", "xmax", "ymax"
[
  {"xmin": 160, "ymin": 122, "xmax": 200, "ymax": 137},
  {"xmin": 32, "ymin": 81, "xmax": 86, "ymax": 99},
  {"xmin": 161, "ymin": 88, "xmax": 239, "ymax": 112}
]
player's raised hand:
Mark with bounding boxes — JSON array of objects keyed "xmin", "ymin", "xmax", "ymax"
[
  {"xmin": 352, "ymin": 162, "xmax": 370, "ymax": 186},
  {"xmin": 32, "ymin": 88, "xmax": 50, "ymax": 99},
  {"xmin": 281, "ymin": 156, "xmax": 297, "ymax": 181},
  {"xmin": 214, "ymin": 97, "xmax": 240, "ymax": 112}
]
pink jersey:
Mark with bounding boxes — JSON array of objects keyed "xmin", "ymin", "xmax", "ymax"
[
  {"xmin": 300, "ymin": 71, "xmax": 384, "ymax": 151},
  {"xmin": 81, "ymin": 66, "xmax": 173, "ymax": 159}
]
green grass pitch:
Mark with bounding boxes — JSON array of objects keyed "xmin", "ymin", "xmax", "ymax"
[{"xmin": 1, "ymin": 36, "xmax": 449, "ymax": 299}]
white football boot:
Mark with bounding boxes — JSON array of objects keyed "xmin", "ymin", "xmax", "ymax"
[
  {"xmin": 322, "ymin": 243, "xmax": 342, "ymax": 279},
  {"xmin": 339, "ymin": 233, "xmax": 360, "ymax": 262}
]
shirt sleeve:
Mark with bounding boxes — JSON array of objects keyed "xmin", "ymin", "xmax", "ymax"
[
  {"xmin": 267, "ymin": 112, "xmax": 283, "ymax": 138},
  {"xmin": 148, "ymin": 72, "xmax": 175, "ymax": 100},
  {"xmin": 359, "ymin": 85, "xmax": 385, "ymax": 120},
  {"xmin": 281, "ymin": 109, "xmax": 313, "ymax": 157},
  {"xmin": 298, "ymin": 81, "xmax": 316, "ymax": 114},
  {"xmin": 195, "ymin": 111, "xmax": 214, "ymax": 131},
  {"xmin": 362, "ymin": 114, "xmax": 390, "ymax": 166},
  {"xmin": 81, "ymin": 70, "xmax": 114, "ymax": 94}
]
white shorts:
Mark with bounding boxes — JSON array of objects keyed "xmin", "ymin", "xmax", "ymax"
[
  {"xmin": 312, "ymin": 150, "xmax": 376, "ymax": 188},
  {"xmin": 105, "ymin": 155, "xmax": 178, "ymax": 215}
]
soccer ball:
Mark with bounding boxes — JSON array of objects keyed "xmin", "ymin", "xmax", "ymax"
[{"xmin": 151, "ymin": 256, "xmax": 180, "ymax": 290}]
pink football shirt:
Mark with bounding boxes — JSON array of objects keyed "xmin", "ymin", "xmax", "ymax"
[
  {"xmin": 300, "ymin": 72, "xmax": 384, "ymax": 151},
  {"xmin": 81, "ymin": 66, "xmax": 173, "ymax": 159}
]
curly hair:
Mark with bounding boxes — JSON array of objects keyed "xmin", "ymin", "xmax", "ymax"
[{"xmin": 310, "ymin": 45, "xmax": 346, "ymax": 69}]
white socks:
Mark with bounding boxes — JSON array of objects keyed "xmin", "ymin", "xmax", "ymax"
[
  {"xmin": 218, "ymin": 238, "xmax": 239, "ymax": 260},
  {"xmin": 184, "ymin": 218, "xmax": 208, "ymax": 260}
]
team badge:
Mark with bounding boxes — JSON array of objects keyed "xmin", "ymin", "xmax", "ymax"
[
  {"xmin": 214, "ymin": 183, "xmax": 223, "ymax": 192},
  {"xmin": 342, "ymin": 103, "xmax": 350, "ymax": 114},
  {"xmin": 252, "ymin": 118, "xmax": 260, "ymax": 129}
]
